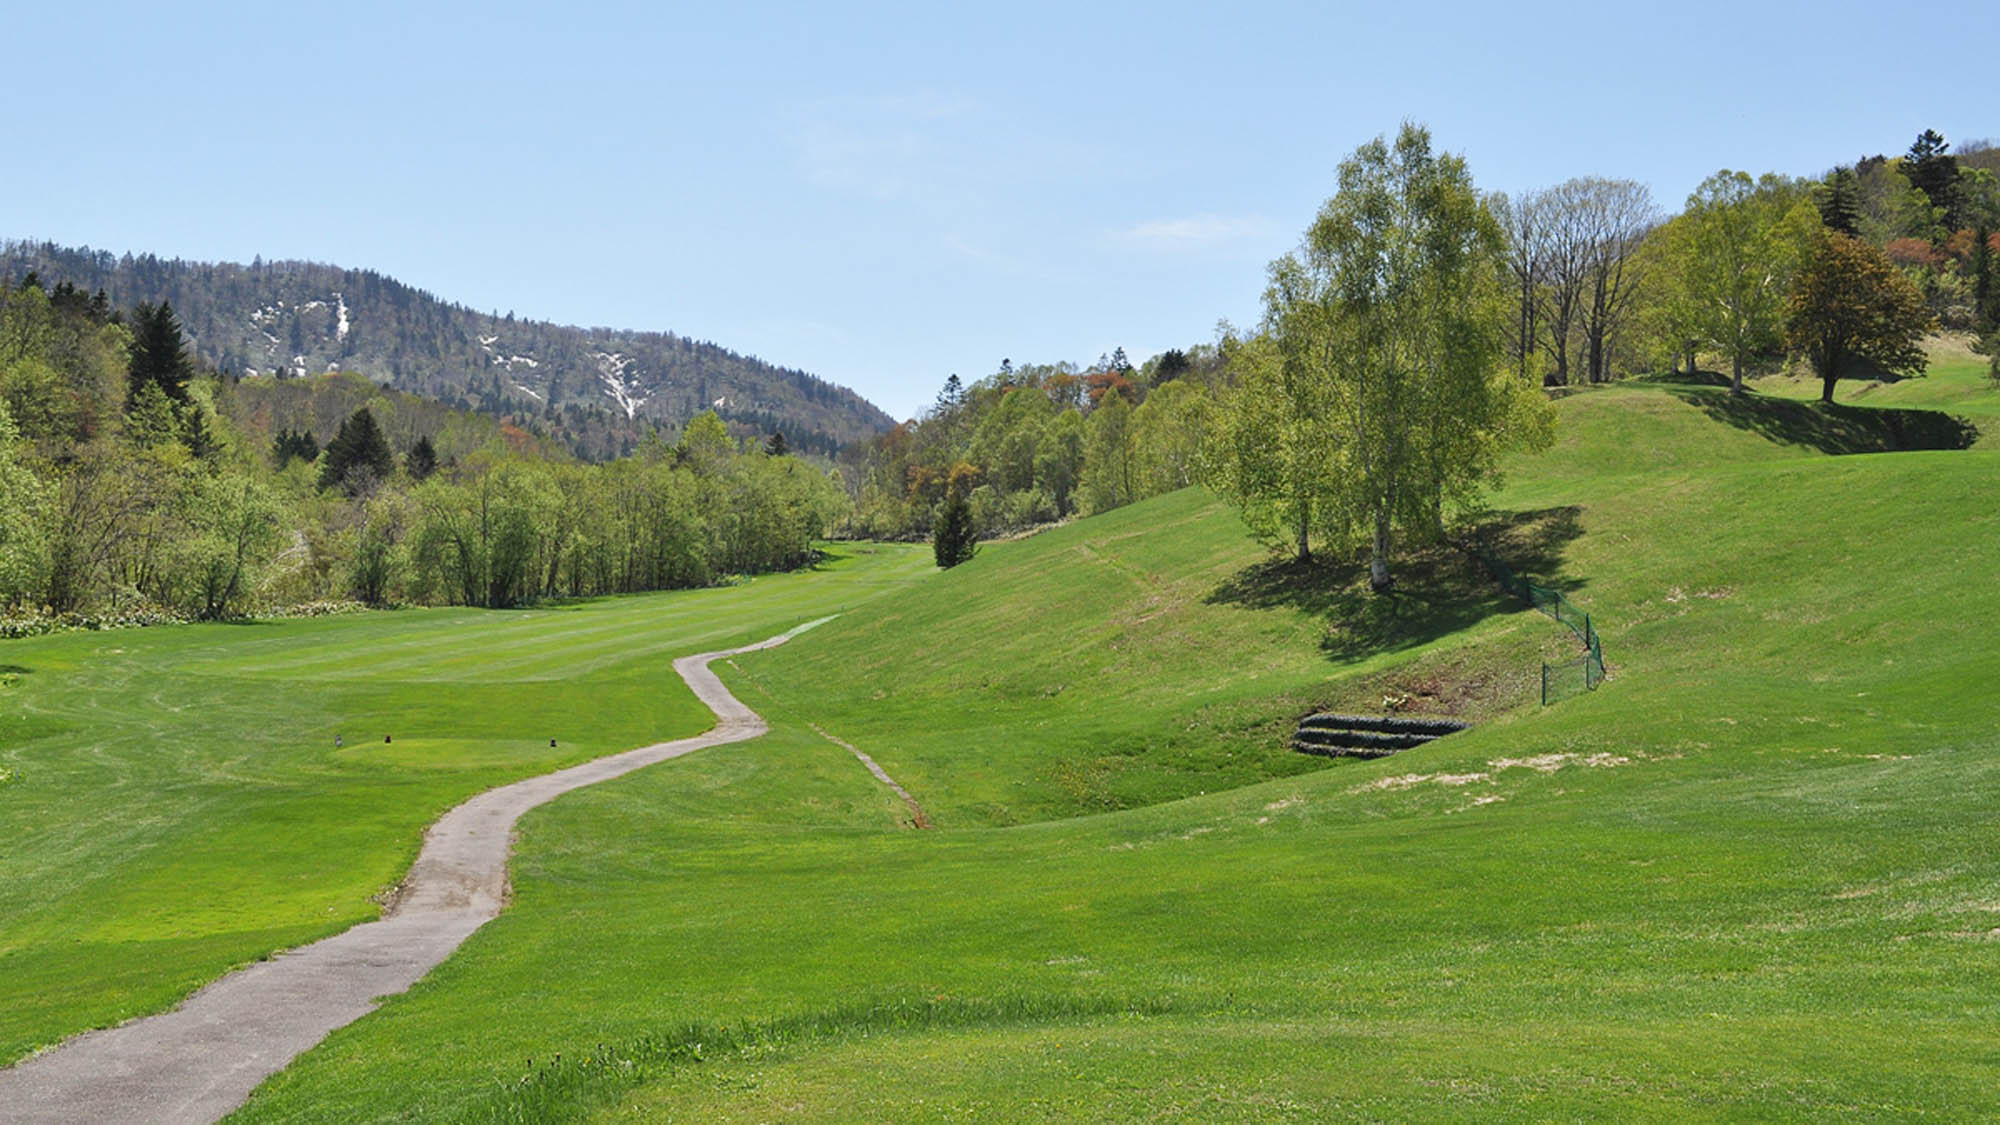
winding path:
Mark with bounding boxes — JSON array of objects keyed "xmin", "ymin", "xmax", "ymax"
[{"xmin": 0, "ymin": 617, "xmax": 835, "ymax": 1125}]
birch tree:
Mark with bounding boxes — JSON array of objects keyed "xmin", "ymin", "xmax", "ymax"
[
  {"xmin": 1675, "ymin": 171, "xmax": 1818, "ymax": 396},
  {"xmin": 1239, "ymin": 124, "xmax": 1551, "ymax": 589}
]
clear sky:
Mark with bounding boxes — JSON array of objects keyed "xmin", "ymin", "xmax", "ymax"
[{"xmin": 5, "ymin": 0, "xmax": 1992, "ymax": 419}]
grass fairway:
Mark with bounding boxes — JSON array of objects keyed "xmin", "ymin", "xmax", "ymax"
[
  {"xmin": 218, "ymin": 384, "xmax": 2000, "ymax": 1119},
  {"xmin": 12, "ymin": 379, "xmax": 2000, "ymax": 1120},
  {"xmin": 0, "ymin": 543, "xmax": 933, "ymax": 1067}
]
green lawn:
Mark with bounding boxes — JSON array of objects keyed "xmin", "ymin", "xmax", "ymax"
[
  {"xmin": 11, "ymin": 379, "xmax": 2000, "ymax": 1120},
  {"xmin": 0, "ymin": 543, "xmax": 933, "ymax": 1066},
  {"xmin": 236, "ymin": 418, "xmax": 2000, "ymax": 1118},
  {"xmin": 1753, "ymin": 332, "xmax": 2000, "ymax": 442}
]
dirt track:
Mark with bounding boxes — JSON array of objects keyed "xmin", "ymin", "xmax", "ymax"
[{"xmin": 0, "ymin": 618, "xmax": 834, "ymax": 1125}]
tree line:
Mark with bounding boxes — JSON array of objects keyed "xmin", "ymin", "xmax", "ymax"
[
  {"xmin": 847, "ymin": 126, "xmax": 1992, "ymax": 585},
  {"xmin": 0, "ymin": 279, "xmax": 847, "ymax": 621}
]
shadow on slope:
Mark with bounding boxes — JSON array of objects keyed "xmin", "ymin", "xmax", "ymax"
[
  {"xmin": 1668, "ymin": 389, "xmax": 1979, "ymax": 454},
  {"xmin": 1206, "ymin": 506, "xmax": 1585, "ymax": 664}
]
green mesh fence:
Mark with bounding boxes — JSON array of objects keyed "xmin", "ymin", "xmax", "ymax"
[{"xmin": 1473, "ymin": 539, "xmax": 1605, "ymax": 705}]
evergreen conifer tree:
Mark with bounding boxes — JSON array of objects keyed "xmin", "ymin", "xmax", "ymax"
[
  {"xmin": 181, "ymin": 402, "xmax": 218, "ymax": 462},
  {"xmin": 765, "ymin": 430, "xmax": 789, "ymax": 456},
  {"xmin": 407, "ymin": 434, "xmax": 438, "ymax": 480},
  {"xmin": 1905, "ymin": 130, "xmax": 1961, "ymax": 232},
  {"xmin": 128, "ymin": 301, "xmax": 193, "ymax": 406},
  {"xmin": 1817, "ymin": 167, "xmax": 1863, "ymax": 236},
  {"xmin": 124, "ymin": 380, "xmax": 180, "ymax": 448},
  {"xmin": 932, "ymin": 481, "xmax": 978, "ymax": 568},
  {"xmin": 319, "ymin": 407, "xmax": 396, "ymax": 494}
]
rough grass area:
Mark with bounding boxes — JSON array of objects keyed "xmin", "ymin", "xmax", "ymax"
[{"xmin": 0, "ymin": 544, "xmax": 934, "ymax": 1066}]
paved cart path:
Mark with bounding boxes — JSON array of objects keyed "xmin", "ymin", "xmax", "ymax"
[{"xmin": 0, "ymin": 617, "xmax": 836, "ymax": 1125}]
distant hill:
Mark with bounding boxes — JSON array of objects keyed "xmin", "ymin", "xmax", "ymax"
[{"xmin": 0, "ymin": 241, "xmax": 895, "ymax": 459}]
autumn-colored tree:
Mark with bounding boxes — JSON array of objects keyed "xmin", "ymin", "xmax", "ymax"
[{"xmin": 1786, "ymin": 231, "xmax": 1934, "ymax": 403}]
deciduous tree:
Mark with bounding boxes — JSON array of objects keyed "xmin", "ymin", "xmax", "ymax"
[
  {"xmin": 1786, "ymin": 230, "xmax": 1934, "ymax": 403},
  {"xmin": 1239, "ymin": 124, "xmax": 1549, "ymax": 588},
  {"xmin": 1672, "ymin": 171, "xmax": 1818, "ymax": 396}
]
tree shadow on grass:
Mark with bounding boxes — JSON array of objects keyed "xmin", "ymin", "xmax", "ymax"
[
  {"xmin": 1668, "ymin": 388, "xmax": 1979, "ymax": 453},
  {"xmin": 1205, "ymin": 506, "xmax": 1586, "ymax": 663}
]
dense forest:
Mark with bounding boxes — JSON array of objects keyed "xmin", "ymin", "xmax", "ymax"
[
  {"xmin": 839, "ymin": 129, "xmax": 2000, "ymax": 555},
  {"xmin": 0, "ymin": 246, "xmax": 895, "ymax": 461},
  {"xmin": 0, "ymin": 282, "xmax": 844, "ymax": 625}
]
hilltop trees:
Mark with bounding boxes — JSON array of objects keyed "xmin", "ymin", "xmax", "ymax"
[
  {"xmin": 1905, "ymin": 129, "xmax": 1961, "ymax": 231},
  {"xmin": 1200, "ymin": 331, "xmax": 1334, "ymax": 563},
  {"xmin": 1663, "ymin": 172, "xmax": 1818, "ymax": 396},
  {"xmin": 1786, "ymin": 230, "xmax": 1934, "ymax": 402},
  {"xmin": 1230, "ymin": 123, "xmax": 1550, "ymax": 588}
]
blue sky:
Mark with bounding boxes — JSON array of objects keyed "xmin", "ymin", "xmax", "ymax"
[{"xmin": 5, "ymin": 0, "xmax": 1992, "ymax": 419}]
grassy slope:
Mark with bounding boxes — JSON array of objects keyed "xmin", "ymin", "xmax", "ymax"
[
  {"xmin": 228, "ymin": 386, "xmax": 2000, "ymax": 1119},
  {"xmin": 1754, "ymin": 334, "xmax": 2000, "ymax": 444},
  {"xmin": 0, "ymin": 543, "xmax": 932, "ymax": 1065}
]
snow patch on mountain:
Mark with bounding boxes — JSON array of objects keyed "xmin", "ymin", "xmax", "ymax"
[
  {"xmin": 335, "ymin": 293, "xmax": 350, "ymax": 342},
  {"xmin": 590, "ymin": 350, "xmax": 649, "ymax": 418}
]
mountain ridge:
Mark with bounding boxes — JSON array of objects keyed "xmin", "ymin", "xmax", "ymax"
[{"xmin": 0, "ymin": 240, "xmax": 896, "ymax": 459}]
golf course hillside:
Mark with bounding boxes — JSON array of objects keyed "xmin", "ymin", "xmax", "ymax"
[
  {"xmin": 1754, "ymin": 334, "xmax": 2000, "ymax": 442},
  {"xmin": 91, "ymin": 376, "xmax": 1978, "ymax": 1121}
]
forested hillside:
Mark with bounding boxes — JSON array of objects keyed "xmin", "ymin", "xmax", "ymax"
[
  {"xmin": 0, "ymin": 281, "xmax": 846, "ymax": 623},
  {"xmin": 0, "ymin": 244, "xmax": 895, "ymax": 460}
]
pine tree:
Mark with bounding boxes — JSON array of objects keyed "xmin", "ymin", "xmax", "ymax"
[
  {"xmin": 124, "ymin": 380, "xmax": 181, "ymax": 448},
  {"xmin": 407, "ymin": 434, "xmax": 438, "ymax": 480},
  {"xmin": 935, "ymin": 374, "xmax": 964, "ymax": 413},
  {"xmin": 128, "ymin": 301, "xmax": 193, "ymax": 406},
  {"xmin": 1817, "ymin": 167, "xmax": 1862, "ymax": 236},
  {"xmin": 181, "ymin": 402, "xmax": 218, "ymax": 462},
  {"xmin": 765, "ymin": 430, "xmax": 789, "ymax": 456},
  {"xmin": 1905, "ymin": 129, "xmax": 1961, "ymax": 233},
  {"xmin": 319, "ymin": 407, "xmax": 396, "ymax": 494}
]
